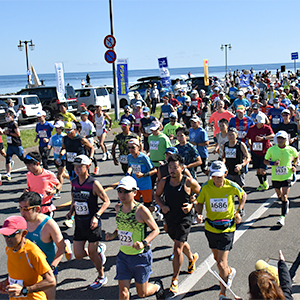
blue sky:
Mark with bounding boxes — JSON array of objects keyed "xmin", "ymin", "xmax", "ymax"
[{"xmin": 1, "ymin": 0, "xmax": 300, "ymax": 76}]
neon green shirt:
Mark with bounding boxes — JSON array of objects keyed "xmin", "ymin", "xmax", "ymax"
[
  {"xmin": 197, "ymin": 179, "xmax": 245, "ymax": 233},
  {"xmin": 148, "ymin": 133, "xmax": 171, "ymax": 167},
  {"xmin": 60, "ymin": 112, "xmax": 76, "ymax": 123},
  {"xmin": 264, "ymin": 144, "xmax": 298, "ymax": 181}
]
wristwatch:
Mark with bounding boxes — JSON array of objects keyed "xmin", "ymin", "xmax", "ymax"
[
  {"xmin": 94, "ymin": 213, "xmax": 101, "ymax": 220},
  {"xmin": 50, "ymin": 265, "xmax": 56, "ymax": 271},
  {"xmin": 237, "ymin": 208, "xmax": 245, "ymax": 217},
  {"xmin": 21, "ymin": 286, "xmax": 28, "ymax": 297},
  {"xmin": 142, "ymin": 240, "xmax": 150, "ymax": 252}
]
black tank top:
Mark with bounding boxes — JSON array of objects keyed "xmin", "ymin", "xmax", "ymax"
[
  {"xmin": 224, "ymin": 141, "xmax": 245, "ymax": 175},
  {"xmin": 163, "ymin": 175, "xmax": 191, "ymax": 223},
  {"xmin": 72, "ymin": 176, "xmax": 99, "ymax": 229},
  {"xmin": 64, "ymin": 134, "xmax": 85, "ymax": 169}
]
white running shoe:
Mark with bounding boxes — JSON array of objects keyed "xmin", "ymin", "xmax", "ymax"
[
  {"xmin": 227, "ymin": 267, "xmax": 236, "ymax": 288},
  {"xmin": 102, "ymin": 153, "xmax": 107, "ymax": 161},
  {"xmin": 107, "ymin": 152, "xmax": 113, "ymax": 160},
  {"xmin": 277, "ymin": 216, "xmax": 285, "ymax": 226}
]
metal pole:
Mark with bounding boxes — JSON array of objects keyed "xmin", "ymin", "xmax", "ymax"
[
  {"xmin": 109, "ymin": 0, "xmax": 119, "ymax": 121},
  {"xmin": 225, "ymin": 45, "xmax": 228, "ymax": 75},
  {"xmin": 24, "ymin": 41, "xmax": 30, "ymax": 85},
  {"xmin": 294, "ymin": 59, "xmax": 297, "ymax": 74}
]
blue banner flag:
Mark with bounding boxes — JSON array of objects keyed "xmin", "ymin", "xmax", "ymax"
[
  {"xmin": 117, "ymin": 59, "xmax": 129, "ymax": 95},
  {"xmin": 239, "ymin": 72, "xmax": 253, "ymax": 88},
  {"xmin": 158, "ymin": 57, "xmax": 171, "ymax": 88}
]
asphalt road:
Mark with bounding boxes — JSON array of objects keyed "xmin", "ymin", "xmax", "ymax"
[{"xmin": 0, "ymin": 128, "xmax": 300, "ymax": 300}]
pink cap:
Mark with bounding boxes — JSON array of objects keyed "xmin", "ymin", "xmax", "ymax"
[{"xmin": 0, "ymin": 216, "xmax": 27, "ymax": 235}]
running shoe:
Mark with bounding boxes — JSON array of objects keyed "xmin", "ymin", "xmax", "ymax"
[
  {"xmin": 256, "ymin": 184, "xmax": 263, "ymax": 191},
  {"xmin": 154, "ymin": 205, "xmax": 163, "ymax": 221},
  {"xmin": 101, "ymin": 153, "xmax": 107, "ymax": 161},
  {"xmin": 89, "ymin": 276, "xmax": 107, "ymax": 290},
  {"xmin": 154, "ymin": 279, "xmax": 165, "ymax": 299},
  {"xmin": 188, "ymin": 252, "xmax": 199, "ymax": 274},
  {"xmin": 107, "ymin": 152, "xmax": 113, "ymax": 160},
  {"xmin": 11, "ymin": 160, "xmax": 14, "ymax": 169},
  {"xmin": 53, "ymin": 192, "xmax": 61, "ymax": 199},
  {"xmin": 6, "ymin": 174, "xmax": 11, "ymax": 181},
  {"xmin": 64, "ymin": 239, "xmax": 73, "ymax": 260},
  {"xmin": 98, "ymin": 243, "xmax": 107, "ymax": 265},
  {"xmin": 277, "ymin": 216, "xmax": 285, "ymax": 226},
  {"xmin": 227, "ymin": 267, "xmax": 236, "ymax": 288},
  {"xmin": 64, "ymin": 219, "xmax": 73, "ymax": 228},
  {"xmin": 219, "ymin": 293, "xmax": 229, "ymax": 300},
  {"xmin": 192, "ymin": 215, "xmax": 198, "ymax": 224},
  {"xmin": 169, "ymin": 278, "xmax": 178, "ymax": 295},
  {"xmin": 93, "ymin": 167, "xmax": 99, "ymax": 175},
  {"xmin": 262, "ymin": 180, "xmax": 269, "ymax": 190},
  {"xmin": 169, "ymin": 253, "xmax": 174, "ymax": 261}
]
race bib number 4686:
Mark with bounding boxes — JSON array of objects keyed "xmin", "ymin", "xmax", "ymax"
[{"xmin": 210, "ymin": 198, "xmax": 228, "ymax": 212}]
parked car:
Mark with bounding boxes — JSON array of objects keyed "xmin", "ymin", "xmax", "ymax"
[
  {"xmin": 0, "ymin": 100, "xmax": 8, "ymax": 125},
  {"xmin": 129, "ymin": 76, "xmax": 171, "ymax": 99},
  {"xmin": 0, "ymin": 95, "xmax": 42, "ymax": 124},
  {"xmin": 105, "ymin": 86, "xmax": 142, "ymax": 108},
  {"xmin": 17, "ymin": 85, "xmax": 77, "ymax": 121},
  {"xmin": 75, "ymin": 87, "xmax": 111, "ymax": 112}
]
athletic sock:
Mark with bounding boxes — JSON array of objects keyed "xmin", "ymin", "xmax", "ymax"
[
  {"xmin": 282, "ymin": 201, "xmax": 288, "ymax": 216},
  {"xmin": 262, "ymin": 174, "xmax": 267, "ymax": 182},
  {"xmin": 257, "ymin": 174, "xmax": 264, "ymax": 184}
]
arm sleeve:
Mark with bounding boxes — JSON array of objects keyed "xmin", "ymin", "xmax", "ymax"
[{"xmin": 278, "ymin": 260, "xmax": 293, "ymax": 300}]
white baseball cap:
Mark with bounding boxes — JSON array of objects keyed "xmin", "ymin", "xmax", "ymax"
[
  {"xmin": 73, "ymin": 154, "xmax": 91, "ymax": 165},
  {"xmin": 116, "ymin": 176, "xmax": 138, "ymax": 190},
  {"xmin": 210, "ymin": 161, "xmax": 227, "ymax": 177},
  {"xmin": 37, "ymin": 110, "xmax": 46, "ymax": 117}
]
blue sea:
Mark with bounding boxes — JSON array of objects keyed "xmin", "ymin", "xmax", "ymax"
[{"xmin": 0, "ymin": 62, "xmax": 297, "ymax": 95}]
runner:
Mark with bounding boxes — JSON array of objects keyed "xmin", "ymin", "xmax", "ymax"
[
  {"xmin": 139, "ymin": 107, "xmax": 156, "ymax": 153},
  {"xmin": 18, "ymin": 192, "xmax": 69, "ymax": 300},
  {"xmin": 120, "ymin": 105, "xmax": 135, "ymax": 131},
  {"xmin": 112, "ymin": 119, "xmax": 141, "ymax": 174},
  {"xmin": 268, "ymin": 98, "xmax": 284, "ymax": 131},
  {"xmin": 181, "ymin": 98, "xmax": 197, "ymax": 128},
  {"xmin": 24, "ymin": 151, "xmax": 62, "ymax": 217},
  {"xmin": 175, "ymin": 126, "xmax": 202, "ymax": 179},
  {"xmin": 264, "ymin": 131, "xmax": 298, "ymax": 226},
  {"xmin": 246, "ymin": 113, "xmax": 274, "ymax": 190},
  {"xmin": 189, "ymin": 116, "xmax": 209, "ymax": 176},
  {"xmin": 66, "ymin": 154, "xmax": 110, "ymax": 289},
  {"xmin": 0, "ymin": 216, "xmax": 56, "ymax": 299},
  {"xmin": 221, "ymin": 127, "xmax": 251, "ymax": 187},
  {"xmin": 59, "ymin": 103, "xmax": 77, "ymax": 123},
  {"xmin": 155, "ymin": 154, "xmax": 200, "ymax": 296},
  {"xmin": 127, "ymin": 138, "xmax": 157, "ymax": 212},
  {"xmin": 212, "ymin": 118, "xmax": 229, "ymax": 160},
  {"xmin": 133, "ymin": 101, "xmax": 144, "ymax": 135},
  {"xmin": 160, "ymin": 96, "xmax": 175, "ymax": 126},
  {"xmin": 162, "ymin": 112, "xmax": 182, "ymax": 146},
  {"xmin": 105, "ymin": 176, "xmax": 164, "ymax": 300},
  {"xmin": 93, "ymin": 102, "xmax": 112, "ymax": 161},
  {"xmin": 47, "ymin": 121, "xmax": 68, "ymax": 199},
  {"xmin": 2, "ymin": 110, "xmax": 25, "ymax": 181},
  {"xmin": 196, "ymin": 160, "xmax": 247, "ymax": 300}
]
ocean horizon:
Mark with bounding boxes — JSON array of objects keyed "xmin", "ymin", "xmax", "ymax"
[{"xmin": 0, "ymin": 61, "xmax": 298, "ymax": 95}]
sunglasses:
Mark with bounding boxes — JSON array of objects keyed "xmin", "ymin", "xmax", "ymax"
[
  {"xmin": 65, "ymin": 129, "xmax": 74, "ymax": 133},
  {"xmin": 25, "ymin": 155, "xmax": 39, "ymax": 163},
  {"xmin": 19, "ymin": 206, "xmax": 38, "ymax": 212},
  {"xmin": 3, "ymin": 230, "xmax": 20, "ymax": 239},
  {"xmin": 128, "ymin": 146, "xmax": 137, "ymax": 149},
  {"xmin": 117, "ymin": 188, "xmax": 133, "ymax": 194}
]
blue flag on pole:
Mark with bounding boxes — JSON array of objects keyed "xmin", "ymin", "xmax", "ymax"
[
  {"xmin": 117, "ymin": 59, "xmax": 129, "ymax": 95},
  {"xmin": 158, "ymin": 57, "xmax": 171, "ymax": 88}
]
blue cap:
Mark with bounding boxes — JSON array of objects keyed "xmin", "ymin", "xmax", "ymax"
[
  {"xmin": 124, "ymin": 105, "xmax": 130, "ymax": 110},
  {"xmin": 80, "ymin": 111, "xmax": 89, "ymax": 115},
  {"xmin": 142, "ymin": 107, "xmax": 150, "ymax": 113},
  {"xmin": 165, "ymin": 147, "xmax": 178, "ymax": 154}
]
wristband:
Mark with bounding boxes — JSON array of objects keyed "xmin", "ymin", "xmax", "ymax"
[
  {"xmin": 143, "ymin": 172, "xmax": 150, "ymax": 177},
  {"xmin": 270, "ymin": 161, "xmax": 275, "ymax": 166},
  {"xmin": 126, "ymin": 172, "xmax": 131, "ymax": 176},
  {"xmin": 50, "ymin": 265, "xmax": 56, "ymax": 271}
]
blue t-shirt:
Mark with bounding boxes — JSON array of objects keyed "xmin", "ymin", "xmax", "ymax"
[
  {"xmin": 232, "ymin": 98, "xmax": 250, "ymax": 109},
  {"xmin": 48, "ymin": 133, "xmax": 66, "ymax": 160},
  {"xmin": 228, "ymin": 87, "xmax": 238, "ymax": 100},
  {"xmin": 128, "ymin": 152, "xmax": 153, "ymax": 190},
  {"xmin": 36, "ymin": 122, "xmax": 54, "ymax": 147},
  {"xmin": 268, "ymin": 107, "xmax": 284, "ymax": 129},
  {"xmin": 161, "ymin": 104, "xmax": 173, "ymax": 120},
  {"xmin": 189, "ymin": 127, "xmax": 209, "ymax": 158},
  {"xmin": 176, "ymin": 142, "xmax": 200, "ymax": 178},
  {"xmin": 176, "ymin": 96, "xmax": 187, "ymax": 112}
]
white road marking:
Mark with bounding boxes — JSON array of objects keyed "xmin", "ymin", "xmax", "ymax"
[{"xmin": 172, "ymin": 175, "xmax": 299, "ymax": 299}]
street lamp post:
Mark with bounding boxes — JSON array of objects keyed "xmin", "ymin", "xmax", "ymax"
[
  {"xmin": 18, "ymin": 40, "xmax": 35, "ymax": 86},
  {"xmin": 220, "ymin": 44, "xmax": 232, "ymax": 75}
]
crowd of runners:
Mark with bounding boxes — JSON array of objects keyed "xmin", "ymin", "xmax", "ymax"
[{"xmin": 0, "ymin": 68, "xmax": 299, "ymax": 300}]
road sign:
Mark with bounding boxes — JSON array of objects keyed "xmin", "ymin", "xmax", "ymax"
[
  {"xmin": 291, "ymin": 52, "xmax": 298, "ymax": 60},
  {"xmin": 104, "ymin": 35, "xmax": 116, "ymax": 49},
  {"xmin": 104, "ymin": 50, "xmax": 117, "ymax": 64}
]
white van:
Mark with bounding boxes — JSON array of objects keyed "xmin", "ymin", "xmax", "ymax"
[
  {"xmin": 0, "ymin": 95, "xmax": 42, "ymax": 124},
  {"xmin": 75, "ymin": 87, "xmax": 111, "ymax": 112}
]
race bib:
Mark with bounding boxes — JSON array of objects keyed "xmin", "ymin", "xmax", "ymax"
[
  {"xmin": 53, "ymin": 146, "xmax": 61, "ymax": 155},
  {"xmin": 273, "ymin": 117, "xmax": 280, "ymax": 125},
  {"xmin": 66, "ymin": 152, "xmax": 77, "ymax": 162},
  {"xmin": 191, "ymin": 101, "xmax": 198, "ymax": 107},
  {"xmin": 150, "ymin": 140, "xmax": 159, "ymax": 150},
  {"xmin": 74, "ymin": 201, "xmax": 89, "ymax": 215},
  {"xmin": 224, "ymin": 147, "xmax": 236, "ymax": 158},
  {"xmin": 210, "ymin": 198, "xmax": 228, "ymax": 212},
  {"xmin": 8, "ymin": 277, "xmax": 23, "ymax": 286},
  {"xmin": 162, "ymin": 112, "xmax": 169, "ymax": 119},
  {"xmin": 38, "ymin": 130, "xmax": 47, "ymax": 138},
  {"xmin": 144, "ymin": 126, "xmax": 151, "ymax": 134},
  {"xmin": 238, "ymin": 131, "xmax": 246, "ymax": 139},
  {"xmin": 275, "ymin": 166, "xmax": 287, "ymax": 176},
  {"xmin": 186, "ymin": 111, "xmax": 192, "ymax": 117},
  {"xmin": 171, "ymin": 139, "xmax": 177, "ymax": 146},
  {"xmin": 119, "ymin": 155, "xmax": 128, "ymax": 164},
  {"xmin": 132, "ymin": 164, "xmax": 141, "ymax": 174},
  {"xmin": 118, "ymin": 230, "xmax": 133, "ymax": 246},
  {"xmin": 252, "ymin": 142, "xmax": 263, "ymax": 151},
  {"xmin": 6, "ymin": 136, "xmax": 12, "ymax": 144}
]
